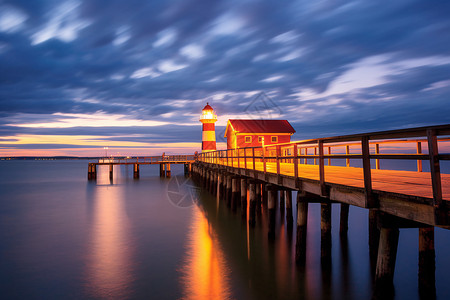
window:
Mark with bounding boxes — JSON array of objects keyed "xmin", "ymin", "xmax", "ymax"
[
  {"xmin": 245, "ymin": 136, "xmax": 252, "ymax": 143},
  {"xmin": 271, "ymin": 136, "xmax": 278, "ymax": 143},
  {"xmin": 258, "ymin": 136, "xmax": 263, "ymax": 143}
]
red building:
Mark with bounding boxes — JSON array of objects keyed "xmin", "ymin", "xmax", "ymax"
[{"xmin": 224, "ymin": 119, "xmax": 296, "ymax": 149}]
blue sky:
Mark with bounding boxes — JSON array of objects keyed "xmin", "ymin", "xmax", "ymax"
[{"xmin": 0, "ymin": 0, "xmax": 449, "ymax": 156}]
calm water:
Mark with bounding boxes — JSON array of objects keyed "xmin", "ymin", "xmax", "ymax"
[{"xmin": 0, "ymin": 160, "xmax": 449, "ymax": 299}]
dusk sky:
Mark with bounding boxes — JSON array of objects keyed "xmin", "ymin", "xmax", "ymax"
[{"xmin": 1, "ymin": 0, "xmax": 449, "ymax": 156}]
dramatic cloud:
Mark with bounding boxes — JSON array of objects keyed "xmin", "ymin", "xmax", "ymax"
[{"xmin": 0, "ymin": 0, "xmax": 449, "ymax": 155}]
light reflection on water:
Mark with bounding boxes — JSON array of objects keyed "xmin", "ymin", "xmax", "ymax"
[
  {"xmin": 85, "ymin": 183, "xmax": 134, "ymax": 299},
  {"xmin": 180, "ymin": 205, "xmax": 231, "ymax": 300}
]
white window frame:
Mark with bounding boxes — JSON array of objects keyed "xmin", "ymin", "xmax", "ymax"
[
  {"xmin": 245, "ymin": 136, "xmax": 252, "ymax": 143},
  {"xmin": 271, "ymin": 136, "xmax": 278, "ymax": 143}
]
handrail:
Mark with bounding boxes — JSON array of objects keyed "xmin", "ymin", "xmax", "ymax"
[{"xmin": 196, "ymin": 124, "xmax": 450, "ymax": 208}]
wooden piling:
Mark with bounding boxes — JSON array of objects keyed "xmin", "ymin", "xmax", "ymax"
[
  {"xmin": 160, "ymin": 163, "xmax": 165, "ymax": 177},
  {"xmin": 133, "ymin": 163, "xmax": 139, "ymax": 179},
  {"xmin": 268, "ymin": 186, "xmax": 277, "ymax": 240},
  {"xmin": 369, "ymin": 210, "xmax": 380, "ymax": 270},
  {"xmin": 231, "ymin": 177, "xmax": 239, "ymax": 212},
  {"xmin": 374, "ymin": 227, "xmax": 399, "ymax": 299},
  {"xmin": 240, "ymin": 178, "xmax": 247, "ymax": 209},
  {"xmin": 321, "ymin": 202, "xmax": 332, "ymax": 267},
  {"xmin": 418, "ymin": 227, "xmax": 436, "ymax": 299},
  {"xmin": 165, "ymin": 163, "xmax": 171, "ymax": 178},
  {"xmin": 249, "ymin": 182, "xmax": 256, "ymax": 226},
  {"xmin": 340, "ymin": 203, "xmax": 349, "ymax": 236},
  {"xmin": 226, "ymin": 175, "xmax": 232, "ymax": 206},
  {"xmin": 109, "ymin": 164, "xmax": 113, "ymax": 180},
  {"xmin": 286, "ymin": 190, "xmax": 293, "ymax": 225},
  {"xmin": 256, "ymin": 183, "xmax": 262, "ymax": 205},
  {"xmin": 296, "ymin": 194, "xmax": 308, "ymax": 265},
  {"xmin": 280, "ymin": 190, "xmax": 285, "ymax": 211}
]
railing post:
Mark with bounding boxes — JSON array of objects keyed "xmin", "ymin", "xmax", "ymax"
[
  {"xmin": 237, "ymin": 148, "xmax": 241, "ymax": 169},
  {"xmin": 427, "ymin": 129, "xmax": 442, "ymax": 209},
  {"xmin": 318, "ymin": 140, "xmax": 326, "ymax": 196},
  {"xmin": 304, "ymin": 148, "xmax": 308, "ymax": 165},
  {"xmin": 294, "ymin": 144, "xmax": 299, "ymax": 188},
  {"xmin": 276, "ymin": 145, "xmax": 281, "ymax": 176},
  {"xmin": 244, "ymin": 148, "xmax": 247, "ymax": 169},
  {"xmin": 263, "ymin": 146, "xmax": 267, "ymax": 176},
  {"xmin": 226, "ymin": 150, "xmax": 229, "ymax": 166},
  {"xmin": 417, "ymin": 141, "xmax": 423, "ymax": 172},
  {"xmin": 252, "ymin": 148, "xmax": 256, "ymax": 170},
  {"xmin": 346, "ymin": 145, "xmax": 350, "ymax": 167},
  {"xmin": 328, "ymin": 146, "xmax": 331, "ymax": 166},
  {"xmin": 314, "ymin": 147, "xmax": 317, "ymax": 165},
  {"xmin": 362, "ymin": 136, "xmax": 375, "ymax": 208},
  {"xmin": 375, "ymin": 143, "xmax": 380, "ymax": 170}
]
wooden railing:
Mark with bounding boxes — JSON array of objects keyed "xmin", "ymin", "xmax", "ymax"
[
  {"xmin": 197, "ymin": 124, "xmax": 450, "ymax": 208},
  {"xmin": 98, "ymin": 155, "xmax": 196, "ymax": 164}
]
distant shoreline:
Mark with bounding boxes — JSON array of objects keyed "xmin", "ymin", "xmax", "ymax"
[{"xmin": 1, "ymin": 157, "xmax": 114, "ymax": 160}]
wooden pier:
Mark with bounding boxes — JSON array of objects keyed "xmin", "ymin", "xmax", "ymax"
[
  {"xmin": 87, "ymin": 155, "xmax": 195, "ymax": 180},
  {"xmin": 192, "ymin": 124, "xmax": 450, "ymax": 298}
]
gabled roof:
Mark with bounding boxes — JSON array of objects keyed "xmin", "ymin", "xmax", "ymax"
[{"xmin": 224, "ymin": 119, "xmax": 295, "ymax": 137}]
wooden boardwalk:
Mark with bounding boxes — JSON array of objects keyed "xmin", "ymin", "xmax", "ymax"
[{"xmin": 197, "ymin": 124, "xmax": 450, "ymax": 227}]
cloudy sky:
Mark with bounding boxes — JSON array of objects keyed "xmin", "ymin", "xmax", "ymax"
[{"xmin": 0, "ymin": 0, "xmax": 449, "ymax": 156}]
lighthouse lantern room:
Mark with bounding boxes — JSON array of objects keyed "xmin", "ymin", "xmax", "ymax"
[{"xmin": 200, "ymin": 103, "xmax": 217, "ymax": 152}]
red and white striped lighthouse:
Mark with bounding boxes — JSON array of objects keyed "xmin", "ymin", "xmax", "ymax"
[{"xmin": 200, "ymin": 103, "xmax": 217, "ymax": 152}]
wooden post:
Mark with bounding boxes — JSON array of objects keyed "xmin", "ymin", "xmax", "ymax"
[
  {"xmin": 340, "ymin": 203, "xmax": 349, "ymax": 237},
  {"xmin": 294, "ymin": 144, "xmax": 299, "ymax": 188},
  {"xmin": 160, "ymin": 163, "xmax": 165, "ymax": 177},
  {"xmin": 416, "ymin": 141, "xmax": 423, "ymax": 172},
  {"xmin": 268, "ymin": 186, "xmax": 277, "ymax": 240},
  {"xmin": 165, "ymin": 163, "xmax": 171, "ymax": 178},
  {"xmin": 374, "ymin": 227, "xmax": 399, "ymax": 298},
  {"xmin": 133, "ymin": 163, "xmax": 140, "ymax": 179},
  {"xmin": 346, "ymin": 145, "xmax": 350, "ymax": 167},
  {"xmin": 362, "ymin": 136, "xmax": 375, "ymax": 208},
  {"xmin": 217, "ymin": 172, "xmax": 222, "ymax": 197},
  {"xmin": 369, "ymin": 209, "xmax": 380, "ymax": 271},
  {"xmin": 286, "ymin": 190, "xmax": 293, "ymax": 226},
  {"xmin": 321, "ymin": 202, "xmax": 332, "ymax": 267},
  {"xmin": 240, "ymin": 178, "xmax": 247, "ymax": 218},
  {"xmin": 375, "ymin": 143, "xmax": 380, "ymax": 170},
  {"xmin": 279, "ymin": 190, "xmax": 285, "ymax": 211},
  {"xmin": 314, "ymin": 147, "xmax": 317, "ymax": 165},
  {"xmin": 296, "ymin": 194, "xmax": 308, "ymax": 266},
  {"xmin": 232, "ymin": 177, "xmax": 239, "ymax": 212},
  {"xmin": 226, "ymin": 175, "xmax": 232, "ymax": 206},
  {"xmin": 252, "ymin": 148, "xmax": 256, "ymax": 170},
  {"xmin": 328, "ymin": 146, "xmax": 331, "ymax": 166},
  {"xmin": 318, "ymin": 140, "xmax": 326, "ymax": 196},
  {"xmin": 109, "ymin": 164, "xmax": 113, "ymax": 180},
  {"xmin": 418, "ymin": 227, "xmax": 436, "ymax": 299},
  {"xmin": 256, "ymin": 182, "xmax": 262, "ymax": 206},
  {"xmin": 427, "ymin": 129, "xmax": 442, "ymax": 209},
  {"xmin": 249, "ymin": 182, "xmax": 256, "ymax": 226}
]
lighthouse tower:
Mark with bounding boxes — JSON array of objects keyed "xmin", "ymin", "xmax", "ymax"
[{"xmin": 200, "ymin": 103, "xmax": 217, "ymax": 152}]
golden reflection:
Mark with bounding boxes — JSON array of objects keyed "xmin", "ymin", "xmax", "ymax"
[
  {"xmin": 180, "ymin": 206, "xmax": 231, "ymax": 300},
  {"xmin": 85, "ymin": 186, "xmax": 134, "ymax": 298}
]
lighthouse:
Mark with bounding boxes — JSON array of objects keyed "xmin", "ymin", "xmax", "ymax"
[{"xmin": 200, "ymin": 103, "xmax": 217, "ymax": 152}]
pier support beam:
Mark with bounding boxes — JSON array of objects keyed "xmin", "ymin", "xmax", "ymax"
[
  {"xmin": 374, "ymin": 227, "xmax": 399, "ymax": 299},
  {"xmin": 267, "ymin": 186, "xmax": 277, "ymax": 240},
  {"xmin": 165, "ymin": 163, "xmax": 171, "ymax": 178},
  {"xmin": 286, "ymin": 190, "xmax": 293, "ymax": 226},
  {"xmin": 321, "ymin": 202, "xmax": 332, "ymax": 267},
  {"xmin": 211, "ymin": 171, "xmax": 217, "ymax": 196},
  {"xmin": 88, "ymin": 164, "xmax": 97, "ymax": 180},
  {"xmin": 231, "ymin": 177, "xmax": 240, "ymax": 212},
  {"xmin": 256, "ymin": 183, "xmax": 262, "ymax": 206},
  {"xmin": 280, "ymin": 190, "xmax": 285, "ymax": 211},
  {"xmin": 296, "ymin": 194, "xmax": 308, "ymax": 266},
  {"xmin": 419, "ymin": 227, "xmax": 436, "ymax": 299},
  {"xmin": 369, "ymin": 210, "xmax": 380, "ymax": 270},
  {"xmin": 249, "ymin": 182, "xmax": 256, "ymax": 226},
  {"xmin": 133, "ymin": 163, "xmax": 140, "ymax": 179},
  {"xmin": 109, "ymin": 164, "xmax": 113, "ymax": 180},
  {"xmin": 160, "ymin": 164, "xmax": 165, "ymax": 177},
  {"xmin": 226, "ymin": 175, "xmax": 232, "ymax": 207},
  {"xmin": 240, "ymin": 179, "xmax": 247, "ymax": 218},
  {"xmin": 340, "ymin": 203, "xmax": 349, "ymax": 237}
]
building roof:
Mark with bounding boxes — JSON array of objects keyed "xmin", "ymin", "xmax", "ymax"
[
  {"xmin": 225, "ymin": 119, "xmax": 295, "ymax": 137},
  {"xmin": 202, "ymin": 102, "xmax": 213, "ymax": 111}
]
